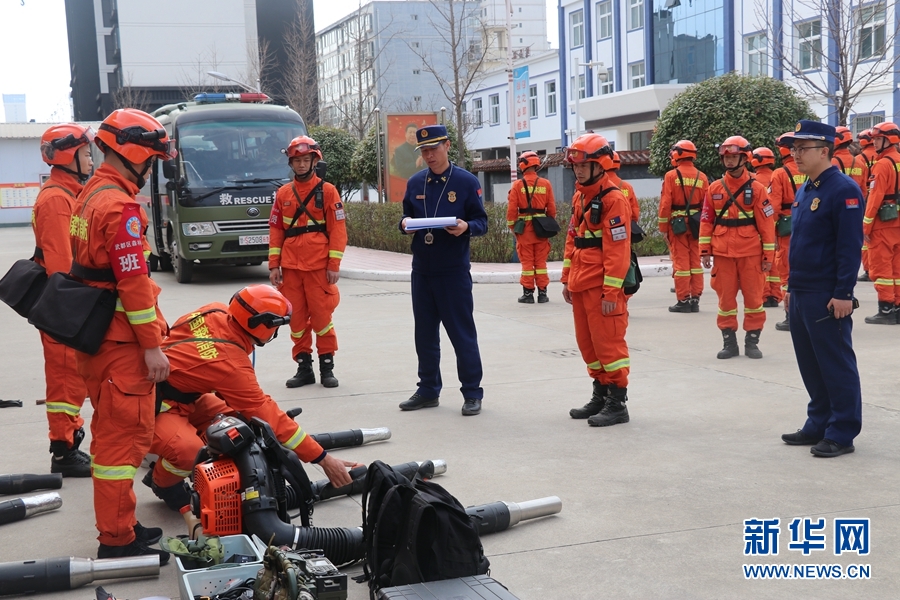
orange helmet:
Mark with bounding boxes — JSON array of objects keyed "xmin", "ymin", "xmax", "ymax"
[
  {"xmin": 517, "ymin": 151, "xmax": 541, "ymax": 171},
  {"xmin": 286, "ymin": 136, "xmax": 323, "ymax": 161},
  {"xmin": 40, "ymin": 124, "xmax": 94, "ymax": 166},
  {"xmin": 669, "ymin": 140, "xmax": 697, "ymax": 166},
  {"xmin": 718, "ymin": 136, "xmax": 752, "ymax": 161},
  {"xmin": 871, "ymin": 121, "xmax": 900, "ymax": 146},
  {"xmin": 750, "ymin": 147, "xmax": 775, "ymax": 169},
  {"xmin": 564, "ymin": 134, "xmax": 614, "ymax": 170},
  {"xmin": 96, "ymin": 109, "xmax": 174, "ymax": 164},
  {"xmin": 228, "ymin": 285, "xmax": 292, "ymax": 345},
  {"xmin": 858, "ymin": 129, "xmax": 873, "ymax": 148},
  {"xmin": 611, "ymin": 152, "xmax": 622, "ymax": 170},
  {"xmin": 834, "ymin": 126, "xmax": 853, "ymax": 148},
  {"xmin": 775, "ymin": 132, "xmax": 795, "ymax": 158}
]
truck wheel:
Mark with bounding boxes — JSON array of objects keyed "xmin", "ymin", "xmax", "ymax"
[
  {"xmin": 172, "ymin": 241, "xmax": 194, "ymax": 283},
  {"xmin": 159, "ymin": 252, "xmax": 173, "ymax": 272}
]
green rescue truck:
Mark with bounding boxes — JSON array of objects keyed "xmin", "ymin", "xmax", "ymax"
[{"xmin": 143, "ymin": 93, "xmax": 306, "ymax": 283}]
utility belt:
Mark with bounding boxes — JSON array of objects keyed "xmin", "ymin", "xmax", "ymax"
[
  {"xmin": 670, "ymin": 203, "xmax": 702, "ymax": 212},
  {"xmin": 781, "ymin": 203, "xmax": 792, "ymax": 210},
  {"xmin": 573, "ymin": 237, "xmax": 603, "ymax": 249},
  {"xmin": 156, "ymin": 379, "xmax": 202, "ymax": 414},
  {"xmin": 70, "ymin": 260, "xmax": 117, "ymax": 283},
  {"xmin": 33, "ymin": 247, "xmax": 44, "ymax": 260},
  {"xmin": 714, "ymin": 217, "xmax": 755, "ymax": 228},
  {"xmin": 284, "ymin": 222, "xmax": 327, "ymax": 237},
  {"xmin": 518, "ymin": 207, "xmax": 546, "ymax": 215}
]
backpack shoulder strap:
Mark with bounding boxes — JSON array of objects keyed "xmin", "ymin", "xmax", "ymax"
[{"xmin": 288, "ymin": 181, "xmax": 326, "ymax": 228}]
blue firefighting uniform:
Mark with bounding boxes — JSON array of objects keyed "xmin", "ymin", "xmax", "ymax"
[
  {"xmin": 400, "ymin": 165, "xmax": 488, "ymax": 400},
  {"xmin": 787, "ymin": 165, "xmax": 864, "ymax": 446}
]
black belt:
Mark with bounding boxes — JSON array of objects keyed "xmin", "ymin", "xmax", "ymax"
[
  {"xmin": 670, "ymin": 203, "xmax": 702, "ymax": 211},
  {"xmin": 34, "ymin": 247, "xmax": 44, "ymax": 260},
  {"xmin": 70, "ymin": 260, "xmax": 117, "ymax": 283},
  {"xmin": 573, "ymin": 237, "xmax": 603, "ymax": 249},
  {"xmin": 518, "ymin": 208, "xmax": 545, "ymax": 215},
  {"xmin": 157, "ymin": 380, "xmax": 202, "ymax": 405},
  {"xmin": 284, "ymin": 223, "xmax": 327, "ymax": 237},
  {"xmin": 715, "ymin": 217, "xmax": 756, "ymax": 227},
  {"xmin": 781, "ymin": 203, "xmax": 792, "ymax": 210},
  {"xmin": 884, "ymin": 195, "xmax": 897, "ymax": 201}
]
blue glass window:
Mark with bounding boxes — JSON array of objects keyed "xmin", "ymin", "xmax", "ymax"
[{"xmin": 652, "ymin": 0, "xmax": 725, "ymax": 84}]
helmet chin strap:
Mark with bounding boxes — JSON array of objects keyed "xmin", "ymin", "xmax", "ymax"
[
  {"xmin": 583, "ymin": 163, "xmax": 604, "ymax": 187},
  {"xmin": 293, "ymin": 159, "xmax": 316, "ymax": 182},
  {"xmin": 724, "ymin": 157, "xmax": 746, "ymax": 177},
  {"xmin": 108, "ymin": 146, "xmax": 152, "ymax": 188}
]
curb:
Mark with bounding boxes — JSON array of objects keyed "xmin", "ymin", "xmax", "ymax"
[{"xmin": 342, "ymin": 262, "xmax": 673, "ymax": 283}]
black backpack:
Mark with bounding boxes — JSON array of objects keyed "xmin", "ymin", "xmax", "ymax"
[{"xmin": 359, "ymin": 460, "xmax": 490, "ymax": 598}]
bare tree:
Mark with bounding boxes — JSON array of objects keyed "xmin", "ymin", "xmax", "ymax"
[
  {"xmin": 112, "ymin": 72, "xmax": 149, "ymax": 111},
  {"xmin": 239, "ymin": 38, "xmax": 276, "ymax": 94},
  {"xmin": 282, "ymin": 0, "xmax": 319, "ymax": 126},
  {"xmin": 408, "ymin": 0, "xmax": 489, "ymax": 165},
  {"xmin": 754, "ymin": 0, "xmax": 900, "ymax": 125},
  {"xmin": 178, "ymin": 44, "xmax": 227, "ymax": 101}
]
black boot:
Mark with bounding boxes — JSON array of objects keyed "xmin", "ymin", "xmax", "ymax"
[
  {"xmin": 537, "ymin": 288, "xmax": 549, "ymax": 303},
  {"xmin": 50, "ymin": 427, "xmax": 91, "ymax": 478},
  {"xmin": 857, "ymin": 271, "xmax": 871, "ymax": 282},
  {"xmin": 865, "ymin": 301, "xmax": 897, "ymax": 325},
  {"xmin": 690, "ymin": 297, "xmax": 700, "ymax": 312},
  {"xmin": 744, "ymin": 330, "xmax": 763, "ymax": 359},
  {"xmin": 569, "ymin": 380, "xmax": 607, "ymax": 419},
  {"xmin": 141, "ymin": 466, "xmax": 190, "ymax": 512},
  {"xmin": 763, "ymin": 296, "xmax": 780, "ymax": 308},
  {"xmin": 518, "ymin": 287, "xmax": 535, "ymax": 304},
  {"xmin": 286, "ymin": 353, "xmax": 316, "ymax": 388},
  {"xmin": 98, "ymin": 540, "xmax": 170, "ymax": 566},
  {"xmin": 775, "ymin": 311, "xmax": 791, "ymax": 331},
  {"xmin": 668, "ymin": 299, "xmax": 692, "ymax": 313},
  {"xmin": 319, "ymin": 353, "xmax": 339, "ymax": 388},
  {"xmin": 588, "ymin": 385, "xmax": 629, "ymax": 427},
  {"xmin": 717, "ymin": 328, "xmax": 739, "ymax": 359}
]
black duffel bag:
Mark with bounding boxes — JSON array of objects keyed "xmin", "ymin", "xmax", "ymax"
[
  {"xmin": 0, "ymin": 258, "xmax": 48, "ymax": 318},
  {"xmin": 28, "ymin": 272, "xmax": 117, "ymax": 355},
  {"xmin": 532, "ymin": 215, "xmax": 560, "ymax": 238}
]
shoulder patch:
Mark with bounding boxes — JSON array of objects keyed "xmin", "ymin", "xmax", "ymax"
[
  {"xmin": 110, "ymin": 204, "xmax": 148, "ymax": 281},
  {"xmin": 609, "ymin": 215, "xmax": 622, "ymax": 226},
  {"xmin": 762, "ymin": 204, "xmax": 774, "ymax": 218},
  {"xmin": 713, "ymin": 194, "xmax": 723, "ymax": 200},
  {"xmin": 845, "ymin": 198, "xmax": 859, "ymax": 209},
  {"xmin": 610, "ymin": 225, "xmax": 628, "ymax": 241}
]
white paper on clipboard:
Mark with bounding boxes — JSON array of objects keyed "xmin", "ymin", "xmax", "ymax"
[{"xmin": 404, "ymin": 217, "xmax": 458, "ymax": 230}]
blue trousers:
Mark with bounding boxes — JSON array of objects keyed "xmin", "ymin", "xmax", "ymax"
[
  {"xmin": 789, "ymin": 290, "xmax": 862, "ymax": 446},
  {"xmin": 411, "ymin": 270, "xmax": 484, "ymax": 400}
]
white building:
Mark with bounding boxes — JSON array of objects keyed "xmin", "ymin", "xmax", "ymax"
[{"xmin": 2, "ymin": 95, "xmax": 27, "ymax": 123}]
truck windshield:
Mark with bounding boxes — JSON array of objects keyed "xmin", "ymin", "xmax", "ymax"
[{"xmin": 176, "ymin": 120, "xmax": 303, "ymax": 205}]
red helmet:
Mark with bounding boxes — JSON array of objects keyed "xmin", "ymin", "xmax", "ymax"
[
  {"xmin": 286, "ymin": 136, "xmax": 323, "ymax": 161},
  {"xmin": 718, "ymin": 136, "xmax": 752, "ymax": 161},
  {"xmin": 871, "ymin": 121, "xmax": 900, "ymax": 146},
  {"xmin": 750, "ymin": 147, "xmax": 775, "ymax": 169},
  {"xmin": 834, "ymin": 126, "xmax": 853, "ymax": 148},
  {"xmin": 228, "ymin": 285, "xmax": 292, "ymax": 345},
  {"xmin": 775, "ymin": 132, "xmax": 795, "ymax": 158},
  {"xmin": 96, "ymin": 109, "xmax": 175, "ymax": 164},
  {"xmin": 858, "ymin": 129, "xmax": 874, "ymax": 148},
  {"xmin": 517, "ymin": 151, "xmax": 541, "ymax": 171},
  {"xmin": 40, "ymin": 124, "xmax": 94, "ymax": 166},
  {"xmin": 611, "ymin": 152, "xmax": 622, "ymax": 171},
  {"xmin": 564, "ymin": 134, "xmax": 614, "ymax": 170},
  {"xmin": 669, "ymin": 140, "xmax": 697, "ymax": 166}
]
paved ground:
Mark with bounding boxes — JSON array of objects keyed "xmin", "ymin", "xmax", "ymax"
[{"xmin": 0, "ymin": 225, "xmax": 897, "ymax": 599}]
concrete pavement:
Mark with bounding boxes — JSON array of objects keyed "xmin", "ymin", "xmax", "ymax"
[{"xmin": 0, "ymin": 226, "xmax": 897, "ymax": 599}]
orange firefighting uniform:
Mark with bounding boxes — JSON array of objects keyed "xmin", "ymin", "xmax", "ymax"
[
  {"xmin": 269, "ymin": 177, "xmax": 347, "ymax": 359},
  {"xmin": 657, "ymin": 162, "xmax": 709, "ymax": 301},
  {"xmin": 71, "ymin": 163, "xmax": 167, "ymax": 547},
  {"xmin": 863, "ymin": 146, "xmax": 900, "ymax": 305},
  {"xmin": 561, "ymin": 174, "xmax": 631, "ymax": 388},
  {"xmin": 860, "ymin": 146, "xmax": 879, "ymax": 273},
  {"xmin": 32, "ymin": 168, "xmax": 88, "ymax": 446},
  {"xmin": 507, "ymin": 171, "xmax": 557, "ymax": 290},
  {"xmin": 832, "ymin": 149, "xmax": 869, "ymax": 198},
  {"xmin": 767, "ymin": 158, "xmax": 807, "ymax": 302},
  {"xmin": 150, "ymin": 304, "xmax": 326, "ymax": 488},
  {"xmin": 609, "ymin": 172, "xmax": 640, "ymax": 221},
  {"xmin": 699, "ymin": 171, "xmax": 775, "ymax": 332}
]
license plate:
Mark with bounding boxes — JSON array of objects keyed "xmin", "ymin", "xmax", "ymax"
[{"xmin": 239, "ymin": 235, "xmax": 269, "ymax": 246}]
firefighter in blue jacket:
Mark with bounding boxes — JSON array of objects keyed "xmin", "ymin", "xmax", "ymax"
[
  {"xmin": 397, "ymin": 125, "xmax": 488, "ymax": 416},
  {"xmin": 780, "ymin": 120, "xmax": 864, "ymax": 458}
]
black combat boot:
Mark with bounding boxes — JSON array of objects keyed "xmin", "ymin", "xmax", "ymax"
[
  {"xmin": 518, "ymin": 287, "xmax": 535, "ymax": 304},
  {"xmin": 587, "ymin": 385, "xmax": 629, "ymax": 427},
  {"xmin": 668, "ymin": 299, "xmax": 692, "ymax": 313},
  {"xmin": 690, "ymin": 297, "xmax": 700, "ymax": 312},
  {"xmin": 141, "ymin": 467, "xmax": 190, "ymax": 512},
  {"xmin": 537, "ymin": 288, "xmax": 549, "ymax": 303},
  {"xmin": 286, "ymin": 353, "xmax": 316, "ymax": 388},
  {"xmin": 775, "ymin": 311, "xmax": 791, "ymax": 331},
  {"xmin": 717, "ymin": 328, "xmax": 739, "ymax": 359},
  {"xmin": 569, "ymin": 380, "xmax": 607, "ymax": 419},
  {"xmin": 864, "ymin": 301, "xmax": 896, "ymax": 325},
  {"xmin": 857, "ymin": 271, "xmax": 871, "ymax": 282},
  {"xmin": 744, "ymin": 330, "xmax": 763, "ymax": 359},
  {"xmin": 763, "ymin": 296, "xmax": 780, "ymax": 308},
  {"xmin": 50, "ymin": 427, "xmax": 91, "ymax": 478},
  {"xmin": 319, "ymin": 353, "xmax": 339, "ymax": 388}
]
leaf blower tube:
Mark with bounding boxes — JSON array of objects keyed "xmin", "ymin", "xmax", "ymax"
[
  {"xmin": 310, "ymin": 427, "xmax": 391, "ymax": 450},
  {"xmin": 466, "ymin": 497, "xmax": 563, "ymax": 536},
  {"xmin": 0, "ymin": 473, "xmax": 62, "ymax": 496},
  {"xmin": 0, "ymin": 492, "xmax": 62, "ymax": 525},
  {"xmin": 305, "ymin": 460, "xmax": 447, "ymax": 504},
  {"xmin": 0, "ymin": 555, "xmax": 159, "ymax": 596}
]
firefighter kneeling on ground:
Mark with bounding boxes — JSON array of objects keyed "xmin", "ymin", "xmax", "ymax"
[
  {"xmin": 269, "ymin": 136, "xmax": 348, "ymax": 388},
  {"xmin": 144, "ymin": 285, "xmax": 361, "ymax": 512},
  {"xmin": 507, "ymin": 151, "xmax": 556, "ymax": 304},
  {"xmin": 563, "ymin": 134, "xmax": 632, "ymax": 427},
  {"xmin": 699, "ymin": 136, "xmax": 776, "ymax": 359}
]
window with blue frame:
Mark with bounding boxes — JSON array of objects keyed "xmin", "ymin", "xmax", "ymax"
[
  {"xmin": 597, "ymin": 1, "xmax": 612, "ymax": 40},
  {"xmin": 570, "ymin": 10, "xmax": 584, "ymax": 48},
  {"xmin": 652, "ymin": 0, "xmax": 725, "ymax": 84},
  {"xmin": 796, "ymin": 19, "xmax": 822, "ymax": 71}
]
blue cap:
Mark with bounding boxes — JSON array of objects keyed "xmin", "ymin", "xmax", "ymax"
[
  {"xmin": 415, "ymin": 125, "xmax": 449, "ymax": 149},
  {"xmin": 792, "ymin": 120, "xmax": 836, "ymax": 144}
]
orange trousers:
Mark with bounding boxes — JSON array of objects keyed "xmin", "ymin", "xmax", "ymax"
[
  {"xmin": 571, "ymin": 286, "xmax": 630, "ymax": 388},
  {"xmin": 77, "ymin": 341, "xmax": 155, "ymax": 547},
  {"xmin": 668, "ymin": 232, "xmax": 703, "ymax": 301},
  {"xmin": 869, "ymin": 228, "xmax": 900, "ymax": 303},
  {"xmin": 151, "ymin": 394, "xmax": 229, "ymax": 488},
  {"xmin": 766, "ymin": 235, "xmax": 790, "ymax": 302},
  {"xmin": 516, "ymin": 238, "xmax": 551, "ymax": 289},
  {"xmin": 710, "ymin": 256, "xmax": 766, "ymax": 331},
  {"xmin": 281, "ymin": 268, "xmax": 339, "ymax": 358},
  {"xmin": 41, "ymin": 331, "xmax": 87, "ymax": 445}
]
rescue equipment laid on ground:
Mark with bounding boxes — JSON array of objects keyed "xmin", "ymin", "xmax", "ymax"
[
  {"xmin": 0, "ymin": 473, "xmax": 62, "ymax": 496},
  {"xmin": 0, "ymin": 492, "xmax": 61, "ymax": 526},
  {"xmin": 0, "ymin": 555, "xmax": 160, "ymax": 596}
]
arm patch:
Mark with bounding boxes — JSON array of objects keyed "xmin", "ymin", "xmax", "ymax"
[{"xmin": 110, "ymin": 203, "xmax": 149, "ymax": 280}]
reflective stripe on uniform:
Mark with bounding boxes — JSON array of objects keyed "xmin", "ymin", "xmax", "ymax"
[
  {"xmin": 45, "ymin": 401, "xmax": 80, "ymax": 417},
  {"xmin": 603, "ymin": 358, "xmax": 630, "ymax": 372},
  {"xmin": 674, "ymin": 270, "xmax": 691, "ymax": 277},
  {"xmin": 586, "ymin": 360, "xmax": 601, "ymax": 370},
  {"xmin": 535, "ymin": 269, "xmax": 548, "ymax": 275},
  {"xmin": 765, "ymin": 276, "xmax": 780, "ymax": 283},
  {"xmin": 874, "ymin": 278, "xmax": 894, "ymax": 286},
  {"xmin": 744, "ymin": 306, "xmax": 765, "ymax": 314},
  {"xmin": 584, "ymin": 229, "xmax": 602, "ymax": 239},
  {"xmin": 160, "ymin": 458, "xmax": 192, "ymax": 478},
  {"xmin": 159, "ymin": 401, "xmax": 173, "ymax": 413},
  {"xmin": 604, "ymin": 275, "xmax": 624, "ymax": 288},
  {"xmin": 699, "ymin": 236, "xmax": 711, "ymax": 245},
  {"xmin": 762, "ymin": 243, "xmax": 775, "ymax": 251},
  {"xmin": 718, "ymin": 308, "xmax": 738, "ymax": 317},
  {"xmin": 316, "ymin": 322, "xmax": 334, "ymax": 336},
  {"xmin": 863, "ymin": 216, "xmax": 874, "ymax": 225},
  {"xmin": 658, "ymin": 217, "xmax": 668, "ymax": 223},
  {"xmin": 282, "ymin": 427, "xmax": 307, "ymax": 451},
  {"xmin": 521, "ymin": 270, "xmax": 535, "ymax": 276},
  {"xmin": 690, "ymin": 268, "xmax": 704, "ymax": 274},
  {"xmin": 329, "ymin": 250, "xmax": 343, "ymax": 259},
  {"xmin": 269, "ymin": 247, "xmax": 282, "ymax": 256},
  {"xmin": 91, "ymin": 462, "xmax": 136, "ymax": 481},
  {"xmin": 125, "ymin": 307, "xmax": 157, "ymax": 325},
  {"xmin": 290, "ymin": 329, "xmax": 306, "ymax": 339},
  {"xmin": 563, "ymin": 259, "xmax": 571, "ymax": 268}
]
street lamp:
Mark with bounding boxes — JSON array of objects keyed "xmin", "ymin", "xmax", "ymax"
[
  {"xmin": 572, "ymin": 59, "xmax": 604, "ymax": 140},
  {"xmin": 207, "ymin": 70, "xmax": 261, "ymax": 93}
]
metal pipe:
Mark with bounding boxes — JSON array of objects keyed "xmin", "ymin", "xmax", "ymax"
[
  {"xmin": 0, "ymin": 473, "xmax": 62, "ymax": 496},
  {"xmin": 0, "ymin": 555, "xmax": 159, "ymax": 596},
  {"xmin": 466, "ymin": 496, "xmax": 562, "ymax": 536},
  {"xmin": 310, "ymin": 427, "xmax": 391, "ymax": 450},
  {"xmin": 0, "ymin": 493, "xmax": 62, "ymax": 525},
  {"xmin": 308, "ymin": 459, "xmax": 447, "ymax": 503}
]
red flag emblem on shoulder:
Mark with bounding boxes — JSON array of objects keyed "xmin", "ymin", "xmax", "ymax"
[{"xmin": 845, "ymin": 198, "xmax": 859, "ymax": 209}]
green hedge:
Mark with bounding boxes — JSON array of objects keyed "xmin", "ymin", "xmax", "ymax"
[{"xmin": 345, "ymin": 197, "xmax": 667, "ymax": 264}]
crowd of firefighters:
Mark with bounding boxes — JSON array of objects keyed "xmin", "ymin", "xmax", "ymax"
[{"xmin": 22, "ymin": 104, "xmax": 900, "ymax": 562}]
